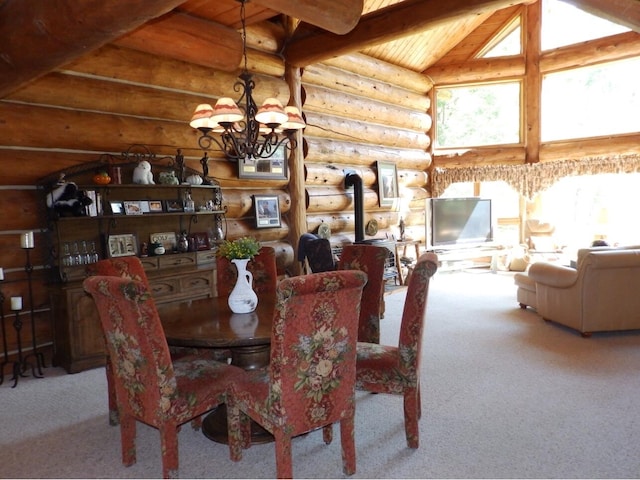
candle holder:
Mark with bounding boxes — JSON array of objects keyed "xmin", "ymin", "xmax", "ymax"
[
  {"xmin": 23, "ymin": 246, "xmax": 46, "ymax": 378},
  {"xmin": 0, "ymin": 286, "xmax": 8, "ymax": 385},
  {"xmin": 7, "ymin": 299, "xmax": 40, "ymax": 388}
]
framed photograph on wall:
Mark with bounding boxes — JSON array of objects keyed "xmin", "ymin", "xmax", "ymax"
[
  {"xmin": 253, "ymin": 195, "xmax": 281, "ymax": 229},
  {"xmin": 239, "ymin": 146, "xmax": 287, "ymax": 179},
  {"xmin": 107, "ymin": 233, "xmax": 138, "ymax": 258},
  {"xmin": 377, "ymin": 161, "xmax": 399, "ymax": 207}
]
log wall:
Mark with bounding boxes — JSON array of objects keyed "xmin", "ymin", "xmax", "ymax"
[{"xmin": 301, "ymin": 52, "xmax": 433, "ymax": 244}]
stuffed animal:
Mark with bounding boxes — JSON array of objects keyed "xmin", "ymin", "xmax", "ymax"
[
  {"xmin": 46, "ymin": 178, "xmax": 93, "ymax": 217},
  {"xmin": 133, "ymin": 160, "xmax": 155, "ymax": 184}
]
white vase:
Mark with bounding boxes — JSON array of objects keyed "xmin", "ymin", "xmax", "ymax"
[{"xmin": 228, "ymin": 258, "xmax": 258, "ymax": 314}]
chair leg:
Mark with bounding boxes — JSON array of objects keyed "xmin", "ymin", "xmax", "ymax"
[
  {"xmin": 106, "ymin": 357, "xmax": 119, "ymax": 426},
  {"xmin": 340, "ymin": 413, "xmax": 356, "ymax": 475},
  {"xmin": 227, "ymin": 401, "xmax": 250, "ymax": 461},
  {"xmin": 160, "ymin": 425, "xmax": 179, "ymax": 479},
  {"xmin": 120, "ymin": 414, "xmax": 137, "ymax": 467},
  {"xmin": 322, "ymin": 424, "xmax": 333, "ymax": 444},
  {"xmin": 403, "ymin": 387, "xmax": 420, "ymax": 449},
  {"xmin": 274, "ymin": 430, "xmax": 293, "ymax": 479}
]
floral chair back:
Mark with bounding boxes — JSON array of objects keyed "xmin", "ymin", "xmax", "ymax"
[
  {"xmin": 216, "ymin": 246, "xmax": 277, "ymax": 297},
  {"xmin": 355, "ymin": 252, "xmax": 438, "ymax": 449},
  {"xmin": 85, "ymin": 256, "xmax": 151, "ymax": 426},
  {"xmin": 226, "ymin": 269, "xmax": 368, "ymax": 478},
  {"xmin": 83, "ymin": 276, "xmax": 244, "ymax": 478},
  {"xmin": 87, "ymin": 256, "xmax": 150, "ymax": 287},
  {"xmin": 338, "ymin": 243, "xmax": 389, "ymax": 343}
]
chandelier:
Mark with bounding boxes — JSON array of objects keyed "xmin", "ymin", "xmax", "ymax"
[{"xmin": 189, "ymin": 0, "xmax": 305, "ymax": 162}]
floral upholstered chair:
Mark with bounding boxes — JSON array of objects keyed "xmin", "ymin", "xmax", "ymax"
[
  {"xmin": 87, "ymin": 256, "xmax": 152, "ymax": 426},
  {"xmin": 217, "ymin": 245, "xmax": 278, "ymax": 297},
  {"xmin": 338, "ymin": 243, "xmax": 389, "ymax": 343},
  {"xmin": 226, "ymin": 269, "xmax": 367, "ymax": 479},
  {"xmin": 83, "ymin": 276, "xmax": 245, "ymax": 479},
  {"xmin": 355, "ymin": 252, "xmax": 438, "ymax": 449}
]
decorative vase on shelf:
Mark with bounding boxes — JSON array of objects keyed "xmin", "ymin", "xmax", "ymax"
[{"xmin": 228, "ymin": 258, "xmax": 258, "ymax": 314}]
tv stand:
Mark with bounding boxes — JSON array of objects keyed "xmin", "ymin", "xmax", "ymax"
[{"xmin": 430, "ymin": 245, "xmax": 506, "ymax": 272}]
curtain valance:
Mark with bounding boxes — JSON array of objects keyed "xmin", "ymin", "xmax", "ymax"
[{"xmin": 431, "ymin": 154, "xmax": 640, "ymax": 199}]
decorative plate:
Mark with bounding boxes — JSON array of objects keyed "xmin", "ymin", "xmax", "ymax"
[{"xmin": 365, "ymin": 219, "xmax": 378, "ymax": 236}]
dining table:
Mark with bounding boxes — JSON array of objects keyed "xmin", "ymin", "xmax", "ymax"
[{"xmin": 160, "ymin": 294, "xmax": 277, "ymax": 444}]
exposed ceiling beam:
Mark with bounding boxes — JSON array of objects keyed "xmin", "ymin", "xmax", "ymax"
[
  {"xmin": 0, "ymin": 0, "xmax": 189, "ymax": 98},
  {"xmin": 253, "ymin": 0, "xmax": 363, "ymax": 35},
  {"xmin": 560, "ymin": 0, "xmax": 640, "ymax": 32},
  {"xmin": 114, "ymin": 12, "xmax": 242, "ymax": 72},
  {"xmin": 284, "ymin": 0, "xmax": 536, "ymax": 68}
]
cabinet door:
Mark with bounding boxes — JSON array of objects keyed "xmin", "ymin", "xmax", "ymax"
[{"xmin": 68, "ymin": 288, "xmax": 106, "ymax": 361}]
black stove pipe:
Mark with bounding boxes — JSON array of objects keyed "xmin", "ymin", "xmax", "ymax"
[{"xmin": 344, "ymin": 170, "xmax": 365, "ymax": 243}]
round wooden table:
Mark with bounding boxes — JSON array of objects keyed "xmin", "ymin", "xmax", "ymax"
[{"xmin": 160, "ymin": 295, "xmax": 276, "ymax": 444}]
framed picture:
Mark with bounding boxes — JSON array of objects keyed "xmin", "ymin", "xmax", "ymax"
[
  {"xmin": 164, "ymin": 200, "xmax": 184, "ymax": 213},
  {"xmin": 109, "ymin": 201, "xmax": 124, "ymax": 215},
  {"xmin": 107, "ymin": 233, "xmax": 138, "ymax": 258},
  {"xmin": 377, "ymin": 161, "xmax": 399, "ymax": 207},
  {"xmin": 148, "ymin": 200, "xmax": 163, "ymax": 213},
  {"xmin": 253, "ymin": 195, "xmax": 281, "ymax": 229},
  {"xmin": 239, "ymin": 146, "xmax": 287, "ymax": 179},
  {"xmin": 191, "ymin": 232, "xmax": 210, "ymax": 251},
  {"xmin": 150, "ymin": 231, "xmax": 177, "ymax": 251},
  {"xmin": 123, "ymin": 200, "xmax": 143, "ymax": 215}
]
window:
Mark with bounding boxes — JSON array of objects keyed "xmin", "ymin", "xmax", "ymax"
[
  {"xmin": 479, "ymin": 16, "xmax": 522, "ymax": 58},
  {"xmin": 541, "ymin": 57, "xmax": 640, "ymax": 141},
  {"xmin": 435, "ymin": 82, "xmax": 521, "ymax": 148},
  {"xmin": 541, "ymin": 0, "xmax": 629, "ymax": 51}
]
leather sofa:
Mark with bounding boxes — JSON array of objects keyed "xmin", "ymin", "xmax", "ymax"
[{"xmin": 523, "ymin": 247, "xmax": 640, "ymax": 336}]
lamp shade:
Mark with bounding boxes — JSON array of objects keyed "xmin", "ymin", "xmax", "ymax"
[
  {"xmin": 212, "ymin": 98, "xmax": 244, "ymax": 124},
  {"xmin": 281, "ymin": 106, "xmax": 306, "ymax": 130},
  {"xmin": 190, "ymin": 104, "xmax": 217, "ymax": 130},
  {"xmin": 255, "ymin": 98, "xmax": 288, "ymax": 126}
]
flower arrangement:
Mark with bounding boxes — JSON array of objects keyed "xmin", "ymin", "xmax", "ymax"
[{"xmin": 216, "ymin": 236, "xmax": 260, "ymax": 260}]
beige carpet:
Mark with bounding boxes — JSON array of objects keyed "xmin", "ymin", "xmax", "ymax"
[{"xmin": 2, "ymin": 270, "xmax": 640, "ymax": 479}]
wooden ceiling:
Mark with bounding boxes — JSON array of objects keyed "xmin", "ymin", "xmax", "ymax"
[{"xmin": 0, "ymin": 0, "xmax": 639, "ymax": 98}]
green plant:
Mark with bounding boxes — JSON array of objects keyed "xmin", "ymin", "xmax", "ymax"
[{"xmin": 216, "ymin": 236, "xmax": 260, "ymax": 260}]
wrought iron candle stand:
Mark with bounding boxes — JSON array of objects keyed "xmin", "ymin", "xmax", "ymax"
[
  {"xmin": 0, "ymin": 284, "xmax": 8, "ymax": 385},
  {"xmin": 22, "ymin": 243, "xmax": 46, "ymax": 379}
]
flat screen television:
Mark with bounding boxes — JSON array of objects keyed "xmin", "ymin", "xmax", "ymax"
[{"xmin": 430, "ymin": 197, "xmax": 493, "ymax": 247}]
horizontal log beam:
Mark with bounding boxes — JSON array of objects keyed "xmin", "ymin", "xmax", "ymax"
[
  {"xmin": 114, "ymin": 12, "xmax": 242, "ymax": 72},
  {"xmin": 425, "ymin": 56, "xmax": 525, "ymax": 85},
  {"xmin": 285, "ymin": 0, "xmax": 535, "ymax": 67},
  {"xmin": 0, "ymin": 0, "xmax": 188, "ymax": 98},
  {"xmin": 255, "ymin": 0, "xmax": 363, "ymax": 35}
]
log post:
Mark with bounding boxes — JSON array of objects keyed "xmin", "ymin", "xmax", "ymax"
[{"xmin": 285, "ymin": 17, "xmax": 307, "ymax": 276}]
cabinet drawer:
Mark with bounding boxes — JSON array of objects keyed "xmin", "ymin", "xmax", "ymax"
[
  {"xmin": 180, "ymin": 270, "xmax": 214, "ymax": 294},
  {"xmin": 140, "ymin": 257, "xmax": 159, "ymax": 270},
  {"xmin": 197, "ymin": 249, "xmax": 217, "ymax": 265},
  {"xmin": 158, "ymin": 254, "xmax": 196, "ymax": 269},
  {"xmin": 151, "ymin": 277, "xmax": 181, "ymax": 299}
]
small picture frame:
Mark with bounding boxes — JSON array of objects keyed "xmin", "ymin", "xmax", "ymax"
[
  {"xmin": 109, "ymin": 201, "xmax": 124, "ymax": 215},
  {"xmin": 164, "ymin": 200, "xmax": 184, "ymax": 213},
  {"xmin": 253, "ymin": 194, "xmax": 281, "ymax": 229},
  {"xmin": 377, "ymin": 161, "xmax": 399, "ymax": 207},
  {"xmin": 239, "ymin": 146, "xmax": 287, "ymax": 180},
  {"xmin": 107, "ymin": 233, "xmax": 138, "ymax": 258},
  {"xmin": 191, "ymin": 232, "xmax": 210, "ymax": 251},
  {"xmin": 123, "ymin": 201, "xmax": 143, "ymax": 215},
  {"xmin": 150, "ymin": 231, "xmax": 177, "ymax": 251},
  {"xmin": 148, "ymin": 200, "xmax": 163, "ymax": 213}
]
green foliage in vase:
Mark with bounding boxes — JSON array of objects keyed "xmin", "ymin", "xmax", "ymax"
[{"xmin": 216, "ymin": 236, "xmax": 260, "ymax": 260}]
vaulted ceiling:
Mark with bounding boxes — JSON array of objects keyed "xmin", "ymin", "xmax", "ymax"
[{"xmin": 0, "ymin": 0, "xmax": 639, "ymax": 98}]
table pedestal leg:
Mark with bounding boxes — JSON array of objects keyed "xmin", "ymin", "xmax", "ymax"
[{"xmin": 201, "ymin": 344, "xmax": 273, "ymax": 444}]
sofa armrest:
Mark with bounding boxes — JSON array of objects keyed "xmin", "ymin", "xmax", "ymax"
[{"xmin": 528, "ymin": 262, "xmax": 578, "ymax": 288}]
